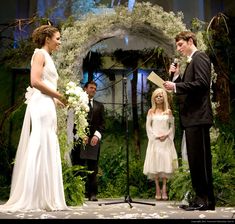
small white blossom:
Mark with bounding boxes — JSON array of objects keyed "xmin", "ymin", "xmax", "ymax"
[{"xmin": 187, "ymin": 56, "xmax": 192, "ymax": 63}]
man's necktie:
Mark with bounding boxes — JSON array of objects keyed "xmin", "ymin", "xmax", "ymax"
[
  {"xmin": 88, "ymin": 99, "xmax": 92, "ymax": 109},
  {"xmin": 88, "ymin": 99, "xmax": 93, "ymax": 121}
]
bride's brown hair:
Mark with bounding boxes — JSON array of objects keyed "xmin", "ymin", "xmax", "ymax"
[{"xmin": 32, "ymin": 25, "xmax": 59, "ymax": 48}]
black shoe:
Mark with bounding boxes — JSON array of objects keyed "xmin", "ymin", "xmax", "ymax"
[
  {"xmin": 179, "ymin": 200, "xmax": 197, "ymax": 210},
  {"xmin": 89, "ymin": 195, "xmax": 98, "ymax": 201},
  {"xmin": 179, "ymin": 203, "xmax": 215, "ymax": 211},
  {"xmin": 179, "ymin": 204, "xmax": 189, "ymax": 210},
  {"xmin": 198, "ymin": 204, "xmax": 215, "ymax": 211}
]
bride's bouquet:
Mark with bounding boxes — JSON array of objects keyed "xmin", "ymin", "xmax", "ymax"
[{"xmin": 65, "ymin": 81, "xmax": 90, "ymax": 141}]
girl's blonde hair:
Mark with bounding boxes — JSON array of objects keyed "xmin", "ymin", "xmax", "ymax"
[{"xmin": 151, "ymin": 88, "xmax": 169, "ymax": 112}]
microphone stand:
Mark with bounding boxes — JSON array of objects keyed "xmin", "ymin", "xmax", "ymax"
[{"xmin": 98, "ymin": 76, "xmax": 155, "ymax": 208}]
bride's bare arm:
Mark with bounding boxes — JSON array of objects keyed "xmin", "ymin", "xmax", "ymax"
[{"xmin": 30, "ymin": 51, "xmax": 64, "ymax": 102}]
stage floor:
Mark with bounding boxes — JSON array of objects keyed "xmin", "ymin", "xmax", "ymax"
[{"xmin": 0, "ymin": 198, "xmax": 234, "ymax": 221}]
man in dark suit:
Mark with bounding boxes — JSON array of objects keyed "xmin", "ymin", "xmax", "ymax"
[
  {"xmin": 164, "ymin": 31, "xmax": 215, "ymax": 211},
  {"xmin": 71, "ymin": 80, "xmax": 105, "ymax": 201}
]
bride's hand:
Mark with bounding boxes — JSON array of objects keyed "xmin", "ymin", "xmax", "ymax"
[
  {"xmin": 54, "ymin": 98, "xmax": 66, "ymax": 108},
  {"xmin": 57, "ymin": 94, "xmax": 68, "ymax": 107},
  {"xmin": 83, "ymin": 136, "xmax": 89, "ymax": 145}
]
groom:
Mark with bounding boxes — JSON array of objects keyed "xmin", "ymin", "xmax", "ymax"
[
  {"xmin": 71, "ymin": 80, "xmax": 105, "ymax": 201},
  {"xmin": 164, "ymin": 31, "xmax": 215, "ymax": 211}
]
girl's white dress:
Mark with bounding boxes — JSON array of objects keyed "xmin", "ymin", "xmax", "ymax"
[
  {"xmin": 143, "ymin": 113, "xmax": 178, "ymax": 179},
  {"xmin": 0, "ymin": 48, "xmax": 68, "ymax": 212}
]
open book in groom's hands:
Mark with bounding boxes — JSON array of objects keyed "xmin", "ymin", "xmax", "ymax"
[{"xmin": 147, "ymin": 71, "xmax": 171, "ymax": 92}]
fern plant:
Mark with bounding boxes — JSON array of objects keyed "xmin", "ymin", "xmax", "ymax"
[
  {"xmin": 211, "ymin": 132, "xmax": 235, "ymax": 206},
  {"xmin": 62, "ymin": 163, "xmax": 86, "ymax": 206},
  {"xmin": 168, "ymin": 160, "xmax": 193, "ymax": 202}
]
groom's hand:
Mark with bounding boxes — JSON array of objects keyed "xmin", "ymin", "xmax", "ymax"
[{"xmin": 163, "ymin": 81, "xmax": 175, "ymax": 91}]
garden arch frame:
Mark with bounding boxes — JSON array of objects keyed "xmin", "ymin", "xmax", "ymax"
[
  {"xmin": 55, "ymin": 2, "xmax": 207, "ymax": 152},
  {"xmin": 54, "ymin": 2, "xmax": 206, "ymax": 86}
]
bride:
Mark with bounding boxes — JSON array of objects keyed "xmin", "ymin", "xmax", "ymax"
[{"xmin": 0, "ymin": 25, "xmax": 69, "ymax": 212}]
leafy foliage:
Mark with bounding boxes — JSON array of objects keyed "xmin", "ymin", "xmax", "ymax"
[
  {"xmin": 0, "ymin": 40, "xmax": 35, "ymax": 68},
  {"xmin": 211, "ymin": 132, "xmax": 235, "ymax": 206},
  {"xmin": 168, "ymin": 161, "xmax": 193, "ymax": 201},
  {"xmin": 168, "ymin": 130, "xmax": 235, "ymax": 206},
  {"xmin": 62, "ymin": 163, "xmax": 86, "ymax": 206},
  {"xmin": 98, "ymin": 115, "xmax": 127, "ymax": 198}
]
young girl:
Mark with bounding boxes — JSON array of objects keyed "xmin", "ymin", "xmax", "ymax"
[{"xmin": 143, "ymin": 88, "xmax": 178, "ymax": 200}]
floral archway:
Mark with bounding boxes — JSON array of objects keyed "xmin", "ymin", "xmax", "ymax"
[
  {"xmin": 55, "ymin": 2, "xmax": 207, "ymax": 87},
  {"xmin": 55, "ymin": 2, "xmax": 207, "ymax": 156}
]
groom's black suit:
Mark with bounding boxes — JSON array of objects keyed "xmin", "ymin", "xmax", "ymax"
[{"xmin": 173, "ymin": 50, "xmax": 215, "ymax": 208}]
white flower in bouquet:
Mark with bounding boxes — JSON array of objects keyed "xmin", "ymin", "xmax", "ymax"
[{"xmin": 65, "ymin": 81, "xmax": 90, "ymax": 140}]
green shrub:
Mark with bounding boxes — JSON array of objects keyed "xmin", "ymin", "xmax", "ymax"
[
  {"xmin": 168, "ymin": 161, "xmax": 193, "ymax": 201},
  {"xmin": 211, "ymin": 132, "xmax": 235, "ymax": 206},
  {"xmin": 62, "ymin": 163, "xmax": 86, "ymax": 206},
  {"xmin": 169, "ymin": 131, "xmax": 235, "ymax": 206},
  {"xmin": 98, "ymin": 135, "xmax": 126, "ymax": 198}
]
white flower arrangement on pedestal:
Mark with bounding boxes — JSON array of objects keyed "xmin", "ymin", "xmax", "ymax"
[{"xmin": 65, "ymin": 81, "xmax": 90, "ymax": 141}]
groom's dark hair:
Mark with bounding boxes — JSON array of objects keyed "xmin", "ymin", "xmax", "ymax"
[{"xmin": 84, "ymin": 80, "xmax": 97, "ymax": 88}]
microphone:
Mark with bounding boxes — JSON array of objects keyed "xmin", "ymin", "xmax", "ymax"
[{"xmin": 170, "ymin": 58, "xmax": 178, "ymax": 80}]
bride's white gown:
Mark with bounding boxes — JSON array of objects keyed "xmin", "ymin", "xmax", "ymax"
[{"xmin": 0, "ymin": 48, "xmax": 68, "ymax": 212}]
